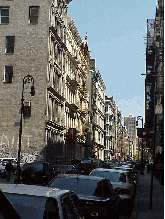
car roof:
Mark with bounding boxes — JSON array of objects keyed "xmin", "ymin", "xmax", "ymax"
[
  {"xmin": 0, "ymin": 184, "xmax": 71, "ymax": 198},
  {"xmin": 55, "ymin": 174, "xmax": 105, "ymax": 181}
]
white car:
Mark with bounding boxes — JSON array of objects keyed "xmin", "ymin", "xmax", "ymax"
[{"xmin": 0, "ymin": 184, "xmax": 86, "ymax": 219}]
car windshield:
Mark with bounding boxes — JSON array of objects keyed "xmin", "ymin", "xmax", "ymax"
[
  {"xmin": 90, "ymin": 171, "xmax": 126, "ymax": 183},
  {"xmin": 49, "ymin": 178, "xmax": 99, "ymax": 196},
  {"xmin": 59, "ymin": 165, "xmax": 74, "ymax": 171},
  {"xmin": 81, "ymin": 160, "xmax": 91, "ymax": 163}
]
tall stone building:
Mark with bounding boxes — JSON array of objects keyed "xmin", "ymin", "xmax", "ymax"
[
  {"xmin": 124, "ymin": 115, "xmax": 137, "ymax": 159},
  {"xmin": 88, "ymin": 59, "xmax": 106, "ymax": 161},
  {"xmin": 0, "ymin": 0, "xmax": 90, "ymax": 163},
  {"xmin": 105, "ymin": 96, "xmax": 122, "ymax": 161},
  {"xmin": 116, "ymin": 110, "xmax": 123, "ymax": 160},
  {"xmin": 105, "ymin": 96, "xmax": 114, "ymax": 161},
  {"xmin": 63, "ymin": 18, "xmax": 90, "ymax": 162}
]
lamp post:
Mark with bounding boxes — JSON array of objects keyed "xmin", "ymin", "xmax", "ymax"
[
  {"xmin": 15, "ymin": 75, "xmax": 35, "ymax": 183},
  {"xmin": 137, "ymin": 116, "xmax": 144, "ymax": 175}
]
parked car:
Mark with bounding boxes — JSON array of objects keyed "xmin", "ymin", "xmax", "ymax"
[
  {"xmin": 48, "ymin": 174, "xmax": 121, "ymax": 218},
  {"xmin": 21, "ymin": 162, "xmax": 56, "ymax": 185},
  {"xmin": 76, "ymin": 162, "xmax": 96, "ymax": 175},
  {"xmin": 102, "ymin": 162, "xmax": 113, "ymax": 169},
  {"xmin": 0, "ymin": 184, "xmax": 86, "ymax": 219},
  {"xmin": 54, "ymin": 165, "xmax": 78, "ymax": 175},
  {"xmin": 89, "ymin": 168, "xmax": 135, "ymax": 216},
  {"xmin": 114, "ymin": 165, "xmax": 138, "ymax": 190},
  {"xmin": 0, "ymin": 163, "xmax": 5, "ymax": 177},
  {"xmin": 90, "ymin": 158, "xmax": 103, "ymax": 167}
]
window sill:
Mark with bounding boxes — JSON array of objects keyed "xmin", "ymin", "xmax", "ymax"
[
  {"xmin": 5, "ymin": 53, "xmax": 14, "ymax": 55},
  {"xmin": 0, "ymin": 23, "xmax": 9, "ymax": 25},
  {"xmin": 28, "ymin": 23, "xmax": 38, "ymax": 25},
  {"xmin": 3, "ymin": 81, "xmax": 12, "ymax": 83}
]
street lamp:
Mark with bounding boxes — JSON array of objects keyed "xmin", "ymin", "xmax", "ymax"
[
  {"xmin": 15, "ymin": 75, "xmax": 35, "ymax": 183},
  {"xmin": 137, "ymin": 116, "xmax": 144, "ymax": 175}
]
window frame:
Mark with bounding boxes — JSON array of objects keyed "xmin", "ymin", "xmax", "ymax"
[
  {"xmin": 29, "ymin": 6, "xmax": 39, "ymax": 24},
  {"xmin": 69, "ymin": 193, "xmax": 85, "ymax": 218},
  {"xmin": 44, "ymin": 197, "xmax": 60, "ymax": 219},
  {"xmin": 0, "ymin": 7, "xmax": 9, "ymax": 24},
  {"xmin": 61, "ymin": 195, "xmax": 77, "ymax": 219},
  {"xmin": 4, "ymin": 66, "xmax": 13, "ymax": 83},
  {"xmin": 6, "ymin": 36, "xmax": 15, "ymax": 54}
]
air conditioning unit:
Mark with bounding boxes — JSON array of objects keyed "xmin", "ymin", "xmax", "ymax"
[{"xmin": 23, "ymin": 102, "xmax": 31, "ymax": 118}]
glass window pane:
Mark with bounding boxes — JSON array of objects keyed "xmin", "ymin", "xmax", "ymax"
[
  {"xmin": 50, "ymin": 178, "xmax": 98, "ymax": 196},
  {"xmin": 119, "ymin": 173, "xmax": 126, "ymax": 183},
  {"xmin": 5, "ymin": 66, "xmax": 13, "ymax": 74},
  {"xmin": 70, "ymin": 194, "xmax": 85, "ymax": 216},
  {"xmin": 1, "ymin": 17, "xmax": 9, "ymax": 24},
  {"xmin": 6, "ymin": 37, "xmax": 14, "ymax": 53},
  {"xmin": 62, "ymin": 197, "xmax": 76, "ymax": 219},
  {"xmin": 5, "ymin": 66, "xmax": 13, "ymax": 83},
  {"xmin": 30, "ymin": 16, "xmax": 38, "ymax": 24},
  {"xmin": 76, "ymin": 179, "xmax": 98, "ymax": 196},
  {"xmin": 1, "ymin": 9, "xmax": 9, "ymax": 16},
  {"xmin": 30, "ymin": 8, "xmax": 38, "ymax": 16}
]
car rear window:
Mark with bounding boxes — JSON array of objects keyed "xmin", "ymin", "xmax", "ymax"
[
  {"xmin": 22, "ymin": 162, "xmax": 43, "ymax": 171},
  {"xmin": 90, "ymin": 171, "xmax": 126, "ymax": 183},
  {"xmin": 50, "ymin": 178, "xmax": 99, "ymax": 196}
]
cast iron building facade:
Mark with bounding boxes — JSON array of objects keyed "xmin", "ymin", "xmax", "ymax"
[
  {"xmin": 88, "ymin": 59, "xmax": 106, "ymax": 161},
  {"xmin": 0, "ymin": 0, "xmax": 90, "ymax": 163},
  {"xmin": 145, "ymin": 0, "xmax": 164, "ymax": 165}
]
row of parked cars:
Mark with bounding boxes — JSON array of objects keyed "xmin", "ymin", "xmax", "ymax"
[{"xmin": 0, "ymin": 159, "xmax": 139, "ymax": 218}]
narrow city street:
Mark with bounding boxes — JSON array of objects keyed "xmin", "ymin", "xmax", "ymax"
[
  {"xmin": 0, "ymin": 167, "xmax": 163, "ymax": 219},
  {"xmin": 0, "ymin": 0, "xmax": 164, "ymax": 218}
]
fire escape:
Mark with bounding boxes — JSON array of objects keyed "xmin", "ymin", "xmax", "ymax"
[{"xmin": 145, "ymin": 19, "xmax": 156, "ymax": 149}]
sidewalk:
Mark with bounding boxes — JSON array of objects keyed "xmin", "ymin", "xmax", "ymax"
[
  {"xmin": 0, "ymin": 174, "xmax": 16, "ymax": 184},
  {"xmin": 130, "ymin": 168, "xmax": 164, "ymax": 219}
]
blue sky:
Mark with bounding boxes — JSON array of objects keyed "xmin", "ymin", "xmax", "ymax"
[{"xmin": 67, "ymin": 0, "xmax": 157, "ymax": 124}]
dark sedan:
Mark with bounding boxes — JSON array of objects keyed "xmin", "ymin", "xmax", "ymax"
[
  {"xmin": 21, "ymin": 162, "xmax": 56, "ymax": 185},
  {"xmin": 48, "ymin": 174, "xmax": 121, "ymax": 219},
  {"xmin": 54, "ymin": 165, "xmax": 78, "ymax": 175}
]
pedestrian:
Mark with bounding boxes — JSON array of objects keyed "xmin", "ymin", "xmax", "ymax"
[
  {"xmin": 5, "ymin": 160, "xmax": 13, "ymax": 182},
  {"xmin": 147, "ymin": 162, "xmax": 150, "ymax": 173}
]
